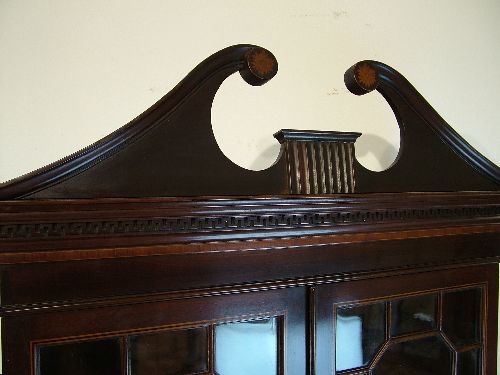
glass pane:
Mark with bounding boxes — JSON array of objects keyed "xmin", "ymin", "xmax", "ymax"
[
  {"xmin": 129, "ymin": 327, "xmax": 208, "ymax": 375},
  {"xmin": 457, "ymin": 349, "xmax": 481, "ymax": 375},
  {"xmin": 391, "ymin": 294, "xmax": 437, "ymax": 336},
  {"xmin": 335, "ymin": 302, "xmax": 385, "ymax": 371},
  {"xmin": 372, "ymin": 336, "xmax": 452, "ymax": 375},
  {"xmin": 215, "ymin": 318, "xmax": 278, "ymax": 375},
  {"xmin": 38, "ymin": 338, "xmax": 121, "ymax": 375},
  {"xmin": 442, "ymin": 288, "xmax": 482, "ymax": 347}
]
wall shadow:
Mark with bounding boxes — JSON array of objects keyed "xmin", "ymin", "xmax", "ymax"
[{"xmin": 248, "ymin": 142, "xmax": 282, "ymax": 171}]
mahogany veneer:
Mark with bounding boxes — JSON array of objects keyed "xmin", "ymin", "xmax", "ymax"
[{"xmin": 0, "ymin": 45, "xmax": 498, "ymax": 375}]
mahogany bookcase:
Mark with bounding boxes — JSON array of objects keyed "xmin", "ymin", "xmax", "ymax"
[{"xmin": 0, "ymin": 45, "xmax": 498, "ymax": 375}]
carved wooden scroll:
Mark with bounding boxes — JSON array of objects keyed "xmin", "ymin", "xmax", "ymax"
[
  {"xmin": 0, "ymin": 45, "xmax": 288, "ymax": 199},
  {"xmin": 0, "ymin": 45, "xmax": 498, "ymax": 199},
  {"xmin": 344, "ymin": 61, "xmax": 499, "ymax": 192}
]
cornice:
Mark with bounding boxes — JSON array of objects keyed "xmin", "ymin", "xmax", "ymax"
[{"xmin": 1, "ymin": 193, "xmax": 498, "ymax": 254}]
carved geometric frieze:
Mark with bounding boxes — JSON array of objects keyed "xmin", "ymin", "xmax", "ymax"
[{"xmin": 1, "ymin": 205, "xmax": 498, "ymax": 240}]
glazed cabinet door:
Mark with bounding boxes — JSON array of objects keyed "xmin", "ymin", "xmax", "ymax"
[
  {"xmin": 314, "ymin": 264, "xmax": 498, "ymax": 375},
  {"xmin": 2, "ymin": 287, "xmax": 307, "ymax": 375}
]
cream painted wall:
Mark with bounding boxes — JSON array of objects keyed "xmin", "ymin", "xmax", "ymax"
[
  {"xmin": 0, "ymin": 0, "xmax": 499, "ymax": 372},
  {"xmin": 0, "ymin": 0, "xmax": 499, "ymax": 183}
]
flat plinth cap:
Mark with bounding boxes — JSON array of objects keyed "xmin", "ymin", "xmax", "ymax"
[{"xmin": 274, "ymin": 129, "xmax": 362, "ymax": 144}]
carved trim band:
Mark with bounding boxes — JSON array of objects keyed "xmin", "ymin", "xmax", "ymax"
[{"xmin": 1, "ymin": 205, "xmax": 498, "ymax": 240}]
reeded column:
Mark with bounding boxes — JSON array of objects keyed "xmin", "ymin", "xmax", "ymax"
[{"xmin": 274, "ymin": 129, "xmax": 361, "ymax": 194}]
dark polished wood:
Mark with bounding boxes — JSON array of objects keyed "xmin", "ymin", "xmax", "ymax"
[
  {"xmin": 4, "ymin": 287, "xmax": 307, "ymax": 375},
  {"xmin": 0, "ymin": 45, "xmax": 499, "ymax": 375},
  {"xmin": 0, "ymin": 45, "xmax": 286, "ymax": 200},
  {"xmin": 0, "ymin": 46, "xmax": 497, "ymax": 199},
  {"xmin": 345, "ymin": 60, "xmax": 499, "ymax": 192},
  {"xmin": 315, "ymin": 265, "xmax": 498, "ymax": 374},
  {"xmin": 274, "ymin": 130, "xmax": 361, "ymax": 194},
  {"xmin": 1, "ymin": 192, "xmax": 498, "ymax": 256}
]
